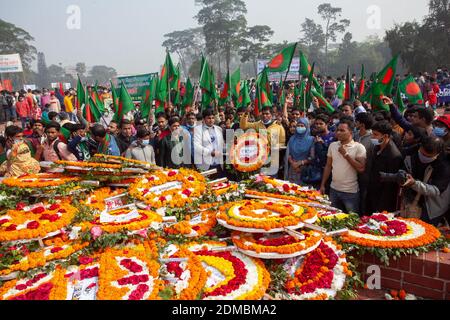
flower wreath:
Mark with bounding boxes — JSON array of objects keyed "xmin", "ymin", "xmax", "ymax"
[
  {"xmin": 0, "ymin": 237, "xmax": 88, "ymax": 277},
  {"xmin": 0, "ymin": 267, "xmax": 67, "ymax": 300},
  {"xmin": 97, "ymin": 245, "xmax": 164, "ymax": 300},
  {"xmin": 231, "ymin": 230, "xmax": 323, "ymax": 259},
  {"xmin": 129, "ymin": 169, "xmax": 206, "ymax": 209},
  {"xmin": 340, "ymin": 212, "xmax": 442, "ymax": 249},
  {"xmin": 91, "ymin": 154, "xmax": 156, "ymax": 169},
  {"xmin": 280, "ymin": 239, "xmax": 351, "ymax": 300},
  {"xmin": 1, "ymin": 173, "xmax": 81, "ymax": 189},
  {"xmin": 162, "ymin": 245, "xmax": 207, "ymax": 300},
  {"xmin": 217, "ymin": 200, "xmax": 317, "ymax": 232},
  {"xmin": 80, "ymin": 208, "xmax": 163, "ymax": 234},
  {"xmin": 164, "ymin": 210, "xmax": 217, "ymax": 238},
  {"xmin": 81, "ymin": 187, "xmax": 126, "ymax": 212},
  {"xmin": 230, "ymin": 132, "xmax": 269, "ymax": 173},
  {"xmin": 63, "ymin": 256, "xmax": 100, "ymax": 301},
  {"xmin": 0, "ymin": 202, "xmax": 77, "ymax": 242},
  {"xmin": 188, "ymin": 242, "xmax": 271, "ymax": 300}
]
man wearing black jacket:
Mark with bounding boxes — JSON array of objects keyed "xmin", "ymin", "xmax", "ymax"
[
  {"xmin": 366, "ymin": 121, "xmax": 403, "ymax": 214},
  {"xmin": 116, "ymin": 119, "xmax": 136, "ymax": 155}
]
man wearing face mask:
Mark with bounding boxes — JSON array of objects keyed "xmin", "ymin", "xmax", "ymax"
[
  {"xmin": 124, "ymin": 127, "xmax": 156, "ymax": 164},
  {"xmin": 400, "ymin": 136, "xmax": 450, "ymax": 225},
  {"xmin": 365, "ymin": 121, "xmax": 403, "ymax": 214},
  {"xmin": 432, "ymin": 115, "xmax": 450, "ymax": 158}
]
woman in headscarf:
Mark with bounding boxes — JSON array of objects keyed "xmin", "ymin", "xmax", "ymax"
[{"xmin": 286, "ymin": 118, "xmax": 315, "ymax": 185}]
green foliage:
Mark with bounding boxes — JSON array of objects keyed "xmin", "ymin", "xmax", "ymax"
[{"xmin": 317, "ymin": 213, "xmax": 360, "ymax": 232}]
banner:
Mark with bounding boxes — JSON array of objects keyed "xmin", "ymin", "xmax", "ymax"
[
  {"xmin": 257, "ymin": 58, "xmax": 300, "ymax": 82},
  {"xmin": 0, "ymin": 54, "xmax": 23, "ymax": 73},
  {"xmin": 115, "ymin": 73, "xmax": 158, "ymax": 101},
  {"xmin": 24, "ymin": 84, "xmax": 37, "ymax": 91},
  {"xmin": 438, "ymin": 84, "xmax": 450, "ymax": 104},
  {"xmin": 1, "ymin": 80, "xmax": 13, "ymax": 92}
]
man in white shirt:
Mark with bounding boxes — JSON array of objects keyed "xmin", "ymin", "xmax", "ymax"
[
  {"xmin": 320, "ymin": 118, "xmax": 367, "ymax": 215},
  {"xmin": 193, "ymin": 108, "xmax": 225, "ymax": 177}
]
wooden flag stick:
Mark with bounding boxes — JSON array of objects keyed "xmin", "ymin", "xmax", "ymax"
[
  {"xmin": 104, "ymin": 193, "xmax": 129, "ymax": 202},
  {"xmin": 201, "ymin": 169, "xmax": 217, "ymax": 177},
  {"xmin": 208, "ymin": 177, "xmax": 228, "ymax": 186},
  {"xmin": 283, "ymin": 227, "xmax": 306, "ymax": 241}
]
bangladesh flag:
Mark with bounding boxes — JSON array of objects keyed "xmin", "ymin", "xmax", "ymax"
[
  {"xmin": 395, "ymin": 86, "xmax": 406, "ymax": 113},
  {"xmin": 113, "ymin": 82, "xmax": 135, "ymax": 122},
  {"xmin": 209, "ymin": 65, "xmax": 218, "ymax": 101},
  {"xmin": 219, "ymin": 71, "xmax": 231, "ymax": 106},
  {"xmin": 83, "ymin": 95, "xmax": 102, "ymax": 123},
  {"xmin": 76, "ymin": 75, "xmax": 85, "ymax": 110},
  {"xmin": 156, "ymin": 52, "xmax": 178, "ymax": 106},
  {"xmin": 255, "ymin": 67, "xmax": 273, "ymax": 115},
  {"xmin": 398, "ymin": 75, "xmax": 424, "ymax": 105},
  {"xmin": 231, "ymin": 68, "xmax": 241, "ymax": 100},
  {"xmin": 310, "ymin": 87, "xmax": 335, "ymax": 114},
  {"xmin": 358, "ymin": 64, "xmax": 366, "ymax": 98},
  {"xmin": 336, "ymin": 81, "xmax": 345, "ymax": 100},
  {"xmin": 140, "ymin": 76, "xmax": 157, "ymax": 119},
  {"xmin": 345, "ymin": 66, "xmax": 354, "ymax": 101},
  {"xmin": 371, "ymin": 55, "xmax": 399, "ymax": 111},
  {"xmin": 299, "ymin": 51, "xmax": 312, "ymax": 77},
  {"xmin": 182, "ymin": 78, "xmax": 194, "ymax": 110},
  {"xmin": 267, "ymin": 43, "xmax": 298, "ymax": 73},
  {"xmin": 294, "ymin": 81, "xmax": 306, "ymax": 111},
  {"xmin": 93, "ymin": 83, "xmax": 105, "ymax": 113},
  {"xmin": 237, "ymin": 81, "xmax": 251, "ymax": 108},
  {"xmin": 110, "ymin": 80, "xmax": 119, "ymax": 113}
]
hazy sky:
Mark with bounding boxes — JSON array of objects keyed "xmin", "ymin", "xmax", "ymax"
[{"xmin": 1, "ymin": 0, "xmax": 429, "ymax": 75}]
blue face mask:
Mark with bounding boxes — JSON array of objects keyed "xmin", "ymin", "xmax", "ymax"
[
  {"xmin": 141, "ymin": 140, "xmax": 150, "ymax": 146},
  {"xmin": 296, "ymin": 127, "xmax": 307, "ymax": 135},
  {"xmin": 433, "ymin": 127, "xmax": 447, "ymax": 138},
  {"xmin": 371, "ymin": 138, "xmax": 383, "ymax": 146},
  {"xmin": 418, "ymin": 151, "xmax": 438, "ymax": 164}
]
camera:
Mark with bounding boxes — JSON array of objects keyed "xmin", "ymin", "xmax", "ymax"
[{"xmin": 379, "ymin": 170, "xmax": 408, "ymax": 185}]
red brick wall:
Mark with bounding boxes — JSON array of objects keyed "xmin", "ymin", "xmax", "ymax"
[{"xmin": 355, "ymin": 251, "xmax": 450, "ymax": 300}]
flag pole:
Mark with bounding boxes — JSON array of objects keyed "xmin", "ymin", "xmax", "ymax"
[{"xmin": 281, "ymin": 42, "xmax": 298, "ymax": 96}]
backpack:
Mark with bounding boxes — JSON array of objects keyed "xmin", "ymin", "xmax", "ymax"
[
  {"xmin": 53, "ymin": 140, "xmax": 63, "ymax": 160},
  {"xmin": 6, "ymin": 95, "xmax": 13, "ymax": 107}
]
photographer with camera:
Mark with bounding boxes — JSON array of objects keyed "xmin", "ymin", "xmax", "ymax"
[
  {"xmin": 398, "ymin": 136, "xmax": 450, "ymax": 226},
  {"xmin": 366, "ymin": 121, "xmax": 403, "ymax": 214}
]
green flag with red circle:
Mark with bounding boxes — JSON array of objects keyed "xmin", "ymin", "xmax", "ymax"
[{"xmin": 267, "ymin": 43, "xmax": 297, "ymax": 73}]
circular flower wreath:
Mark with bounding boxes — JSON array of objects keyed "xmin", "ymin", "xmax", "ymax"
[
  {"xmin": 231, "ymin": 230, "xmax": 323, "ymax": 259},
  {"xmin": 129, "ymin": 169, "xmax": 207, "ymax": 209},
  {"xmin": 2, "ymin": 173, "xmax": 81, "ymax": 189},
  {"xmin": 164, "ymin": 210, "xmax": 217, "ymax": 238},
  {"xmin": 230, "ymin": 132, "xmax": 269, "ymax": 173},
  {"xmin": 80, "ymin": 208, "xmax": 163, "ymax": 234},
  {"xmin": 162, "ymin": 244, "xmax": 207, "ymax": 300},
  {"xmin": 0, "ymin": 267, "xmax": 68, "ymax": 300},
  {"xmin": 188, "ymin": 242, "xmax": 271, "ymax": 300},
  {"xmin": 217, "ymin": 200, "xmax": 317, "ymax": 232},
  {"xmin": 0, "ymin": 202, "xmax": 77, "ymax": 242},
  {"xmin": 340, "ymin": 212, "xmax": 442, "ymax": 248},
  {"xmin": 97, "ymin": 245, "xmax": 164, "ymax": 300},
  {"xmin": 279, "ymin": 239, "xmax": 352, "ymax": 300}
]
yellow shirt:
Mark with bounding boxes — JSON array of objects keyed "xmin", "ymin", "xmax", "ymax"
[{"xmin": 64, "ymin": 96, "xmax": 74, "ymax": 113}]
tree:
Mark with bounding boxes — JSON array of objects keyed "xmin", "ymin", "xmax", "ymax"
[
  {"xmin": 37, "ymin": 52, "xmax": 50, "ymax": 88},
  {"xmin": 317, "ymin": 3, "xmax": 350, "ymax": 74},
  {"xmin": 239, "ymin": 25, "xmax": 274, "ymax": 76},
  {"xmin": 162, "ymin": 28, "xmax": 205, "ymax": 79},
  {"xmin": 48, "ymin": 64, "xmax": 66, "ymax": 80},
  {"xmin": 76, "ymin": 62, "xmax": 87, "ymax": 77},
  {"xmin": 195, "ymin": 0, "xmax": 248, "ymax": 74},
  {"xmin": 299, "ymin": 18, "xmax": 326, "ymax": 67},
  {"xmin": 89, "ymin": 65, "xmax": 117, "ymax": 85}
]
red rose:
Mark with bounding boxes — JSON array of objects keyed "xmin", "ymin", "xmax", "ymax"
[
  {"xmin": 159, "ymin": 196, "xmax": 167, "ymax": 202},
  {"xmin": 168, "ymin": 171, "xmax": 177, "ymax": 177},
  {"xmin": 282, "ymin": 184, "xmax": 290, "ymax": 192},
  {"xmin": 50, "ymin": 247, "xmax": 63, "ymax": 254},
  {"xmin": 182, "ymin": 189, "xmax": 192, "ymax": 197},
  {"xmin": 15, "ymin": 202, "xmax": 27, "ymax": 210},
  {"xmin": 79, "ymin": 256, "xmax": 93, "ymax": 265},
  {"xmin": 49, "ymin": 204, "xmax": 60, "ymax": 211},
  {"xmin": 6, "ymin": 224, "xmax": 17, "ymax": 231},
  {"xmin": 187, "ymin": 176, "xmax": 194, "ymax": 181},
  {"xmin": 15, "ymin": 284, "xmax": 28, "ymax": 291},
  {"xmin": 31, "ymin": 207, "xmax": 45, "ymax": 214},
  {"xmin": 27, "ymin": 221, "xmax": 40, "ymax": 230},
  {"xmin": 90, "ymin": 200, "xmax": 98, "ymax": 204},
  {"xmin": 58, "ymin": 209, "xmax": 67, "ymax": 214},
  {"xmin": 0, "ymin": 218, "xmax": 10, "ymax": 226}
]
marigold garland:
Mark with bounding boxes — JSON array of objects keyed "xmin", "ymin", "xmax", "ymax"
[
  {"xmin": 55, "ymin": 160, "xmax": 122, "ymax": 170},
  {"xmin": 232, "ymin": 230, "xmax": 322, "ymax": 258},
  {"xmin": 164, "ymin": 211, "xmax": 217, "ymax": 237},
  {"xmin": 80, "ymin": 208, "xmax": 163, "ymax": 234},
  {"xmin": 91, "ymin": 154, "xmax": 156, "ymax": 169},
  {"xmin": 81, "ymin": 187, "xmax": 127, "ymax": 212},
  {"xmin": 230, "ymin": 132, "xmax": 269, "ymax": 173},
  {"xmin": 2, "ymin": 173, "xmax": 81, "ymax": 189},
  {"xmin": 129, "ymin": 169, "xmax": 206, "ymax": 209},
  {"xmin": 0, "ymin": 202, "xmax": 77, "ymax": 242}
]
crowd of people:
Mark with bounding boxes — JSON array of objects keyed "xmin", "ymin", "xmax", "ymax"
[{"xmin": 0, "ymin": 67, "xmax": 449, "ymax": 227}]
